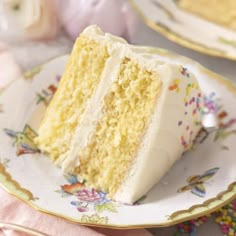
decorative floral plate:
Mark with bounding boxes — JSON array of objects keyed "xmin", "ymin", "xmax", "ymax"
[
  {"xmin": 0, "ymin": 50, "xmax": 235, "ymax": 228},
  {"xmin": 130, "ymin": 0, "xmax": 236, "ymax": 60}
]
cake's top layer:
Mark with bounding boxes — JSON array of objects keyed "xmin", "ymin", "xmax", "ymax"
[
  {"xmin": 82, "ymin": 25, "xmax": 128, "ymax": 44},
  {"xmin": 81, "ymin": 25, "xmax": 166, "ymax": 70}
]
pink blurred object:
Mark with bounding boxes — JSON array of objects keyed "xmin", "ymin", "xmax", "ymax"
[
  {"xmin": 0, "ymin": 42, "xmax": 21, "ymax": 88},
  {"xmin": 57, "ymin": 0, "xmax": 138, "ymax": 41},
  {"xmin": 0, "ymin": 0, "xmax": 60, "ymax": 42},
  {"xmin": 0, "ymin": 0, "xmax": 137, "ymax": 43},
  {"xmin": 24, "ymin": 0, "xmax": 60, "ymax": 41}
]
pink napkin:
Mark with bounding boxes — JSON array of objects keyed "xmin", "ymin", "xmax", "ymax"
[{"xmin": 0, "ymin": 45, "xmax": 153, "ymax": 236}]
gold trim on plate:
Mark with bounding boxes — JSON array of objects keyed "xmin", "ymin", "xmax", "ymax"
[
  {"xmin": 0, "ymin": 55, "xmax": 236, "ymax": 229},
  {"xmin": 169, "ymin": 182, "xmax": 236, "ymax": 220},
  {"xmin": 129, "ymin": 0, "xmax": 236, "ymax": 60},
  {"xmin": 0, "ymin": 163, "xmax": 35, "ymax": 201}
]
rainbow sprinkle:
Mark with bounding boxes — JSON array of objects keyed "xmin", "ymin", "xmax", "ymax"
[
  {"xmin": 181, "ymin": 136, "xmax": 188, "ymax": 149},
  {"xmin": 176, "ymin": 216, "xmax": 208, "ymax": 236},
  {"xmin": 180, "ymin": 66, "xmax": 190, "ymax": 78},
  {"xmin": 169, "ymin": 79, "xmax": 180, "ymax": 92},
  {"xmin": 175, "ymin": 200, "xmax": 236, "ymax": 236},
  {"xmin": 214, "ymin": 202, "xmax": 236, "ymax": 236}
]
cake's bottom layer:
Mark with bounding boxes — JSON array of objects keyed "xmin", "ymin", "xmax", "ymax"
[
  {"xmin": 77, "ymin": 58, "xmax": 162, "ymax": 197},
  {"xmin": 35, "ymin": 36, "xmax": 109, "ymax": 161}
]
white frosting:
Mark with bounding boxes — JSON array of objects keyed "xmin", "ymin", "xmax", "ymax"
[
  {"xmin": 60, "ymin": 25, "xmax": 203, "ymax": 203},
  {"xmin": 113, "ymin": 64, "xmax": 203, "ymax": 203}
]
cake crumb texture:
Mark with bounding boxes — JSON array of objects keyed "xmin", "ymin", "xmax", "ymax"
[
  {"xmin": 35, "ymin": 35, "xmax": 109, "ymax": 161},
  {"xmin": 77, "ymin": 58, "xmax": 162, "ymax": 197}
]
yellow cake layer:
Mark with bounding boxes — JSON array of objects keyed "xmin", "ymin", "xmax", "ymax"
[
  {"xmin": 179, "ymin": 0, "xmax": 236, "ymax": 31},
  {"xmin": 77, "ymin": 58, "xmax": 162, "ymax": 196},
  {"xmin": 35, "ymin": 36, "xmax": 109, "ymax": 160}
]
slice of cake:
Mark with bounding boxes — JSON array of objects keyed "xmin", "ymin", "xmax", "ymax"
[
  {"xmin": 35, "ymin": 25, "xmax": 203, "ymax": 203},
  {"xmin": 178, "ymin": 0, "xmax": 236, "ymax": 31}
]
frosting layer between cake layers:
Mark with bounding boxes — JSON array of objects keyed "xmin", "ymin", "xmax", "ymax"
[{"xmin": 58, "ymin": 26, "xmax": 203, "ymax": 203}]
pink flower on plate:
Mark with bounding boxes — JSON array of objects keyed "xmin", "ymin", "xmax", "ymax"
[
  {"xmin": 71, "ymin": 201, "xmax": 89, "ymax": 212},
  {"xmin": 76, "ymin": 189, "xmax": 105, "ymax": 203},
  {"xmin": 77, "ymin": 206, "xmax": 89, "ymax": 212}
]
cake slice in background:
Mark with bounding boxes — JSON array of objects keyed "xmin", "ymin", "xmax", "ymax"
[
  {"xmin": 178, "ymin": 0, "xmax": 236, "ymax": 31},
  {"xmin": 35, "ymin": 25, "xmax": 203, "ymax": 204}
]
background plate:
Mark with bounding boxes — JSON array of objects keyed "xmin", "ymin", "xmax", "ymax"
[
  {"xmin": 0, "ymin": 50, "xmax": 235, "ymax": 228},
  {"xmin": 131, "ymin": 0, "xmax": 236, "ymax": 60}
]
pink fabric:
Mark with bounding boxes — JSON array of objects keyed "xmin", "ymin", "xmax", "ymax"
[
  {"xmin": 0, "ymin": 47, "xmax": 153, "ymax": 236},
  {"xmin": 0, "ymin": 43, "xmax": 22, "ymax": 88}
]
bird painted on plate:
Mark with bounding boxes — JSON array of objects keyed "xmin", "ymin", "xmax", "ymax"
[
  {"xmin": 4, "ymin": 124, "xmax": 40, "ymax": 156},
  {"xmin": 177, "ymin": 167, "xmax": 219, "ymax": 197}
]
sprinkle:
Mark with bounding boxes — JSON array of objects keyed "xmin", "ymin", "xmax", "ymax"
[
  {"xmin": 214, "ymin": 201, "xmax": 236, "ymax": 236},
  {"xmin": 185, "ymin": 111, "xmax": 188, "ymax": 115},
  {"xmin": 185, "ymin": 102, "xmax": 188, "ymax": 107},
  {"xmin": 186, "ymin": 83, "xmax": 191, "ymax": 96},
  {"xmin": 181, "ymin": 136, "xmax": 187, "ymax": 148},
  {"xmin": 192, "ymin": 109, "xmax": 197, "ymax": 115},
  {"xmin": 186, "ymin": 125, "xmax": 189, "ymax": 130},
  {"xmin": 189, "ymin": 97, "xmax": 195, "ymax": 105},
  {"xmin": 169, "ymin": 84, "xmax": 178, "ymax": 91},
  {"xmin": 176, "ymin": 216, "xmax": 210, "ymax": 235},
  {"xmin": 169, "ymin": 79, "xmax": 180, "ymax": 92},
  {"xmin": 181, "ymin": 67, "xmax": 190, "ymax": 78},
  {"xmin": 178, "ymin": 121, "xmax": 182, "ymax": 126}
]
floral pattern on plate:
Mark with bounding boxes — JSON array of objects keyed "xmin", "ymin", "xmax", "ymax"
[{"xmin": 56, "ymin": 174, "xmax": 119, "ymax": 214}]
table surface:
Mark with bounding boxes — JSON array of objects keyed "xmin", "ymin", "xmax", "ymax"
[{"xmin": 8, "ymin": 17, "xmax": 235, "ymax": 236}]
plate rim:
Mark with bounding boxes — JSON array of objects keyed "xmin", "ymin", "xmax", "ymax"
[
  {"xmin": 0, "ymin": 53, "xmax": 236, "ymax": 229},
  {"xmin": 129, "ymin": 0, "xmax": 236, "ymax": 61}
]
